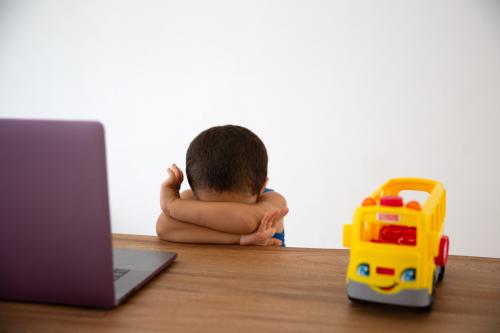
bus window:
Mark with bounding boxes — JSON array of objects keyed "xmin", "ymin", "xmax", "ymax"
[
  {"xmin": 399, "ymin": 190, "xmax": 429, "ymax": 205},
  {"xmin": 360, "ymin": 220, "xmax": 417, "ymax": 246}
]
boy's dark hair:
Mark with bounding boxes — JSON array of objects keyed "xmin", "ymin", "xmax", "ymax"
[{"xmin": 186, "ymin": 125, "xmax": 268, "ymax": 195}]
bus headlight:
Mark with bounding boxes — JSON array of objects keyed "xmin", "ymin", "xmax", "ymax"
[
  {"xmin": 401, "ymin": 268, "xmax": 416, "ymax": 282},
  {"xmin": 357, "ymin": 263, "xmax": 370, "ymax": 277}
]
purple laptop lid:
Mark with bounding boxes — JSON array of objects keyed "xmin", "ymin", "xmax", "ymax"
[{"xmin": 0, "ymin": 119, "xmax": 116, "ymax": 307}]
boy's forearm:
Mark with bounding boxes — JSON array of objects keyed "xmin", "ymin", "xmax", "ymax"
[
  {"xmin": 168, "ymin": 199, "xmax": 262, "ymax": 234},
  {"xmin": 156, "ymin": 212, "xmax": 241, "ymax": 245},
  {"xmin": 164, "ymin": 190, "xmax": 287, "ymax": 234}
]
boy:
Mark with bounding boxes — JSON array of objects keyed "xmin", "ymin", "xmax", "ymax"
[{"xmin": 156, "ymin": 125, "xmax": 288, "ymax": 246}]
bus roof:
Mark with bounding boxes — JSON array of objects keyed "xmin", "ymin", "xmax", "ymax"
[{"xmin": 369, "ymin": 178, "xmax": 445, "ymax": 216}]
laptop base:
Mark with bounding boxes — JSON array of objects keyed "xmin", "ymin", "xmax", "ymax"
[{"xmin": 113, "ymin": 248, "xmax": 177, "ymax": 305}]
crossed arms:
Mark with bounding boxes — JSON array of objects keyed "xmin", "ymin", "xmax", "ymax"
[{"xmin": 156, "ymin": 164, "xmax": 288, "ymax": 246}]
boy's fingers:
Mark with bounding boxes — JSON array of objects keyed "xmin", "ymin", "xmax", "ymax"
[
  {"xmin": 267, "ymin": 212, "xmax": 276, "ymax": 226},
  {"xmin": 263, "ymin": 238, "xmax": 273, "ymax": 246},
  {"xmin": 270, "ymin": 217, "xmax": 280, "ymax": 229},
  {"xmin": 272, "ymin": 238, "xmax": 282, "ymax": 246},
  {"xmin": 265, "ymin": 218, "xmax": 272, "ymax": 232},
  {"xmin": 171, "ymin": 164, "xmax": 184, "ymax": 183},
  {"xmin": 277, "ymin": 208, "xmax": 288, "ymax": 218},
  {"xmin": 171, "ymin": 164, "xmax": 179, "ymax": 179},
  {"xmin": 167, "ymin": 168, "xmax": 175, "ymax": 178},
  {"xmin": 259, "ymin": 213, "xmax": 270, "ymax": 231},
  {"xmin": 272, "ymin": 209, "xmax": 287, "ymax": 222},
  {"xmin": 263, "ymin": 212, "xmax": 271, "ymax": 223}
]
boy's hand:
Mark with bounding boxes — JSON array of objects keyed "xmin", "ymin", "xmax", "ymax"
[
  {"xmin": 239, "ymin": 208, "xmax": 289, "ymax": 246},
  {"xmin": 160, "ymin": 164, "xmax": 184, "ymax": 215},
  {"xmin": 163, "ymin": 163, "xmax": 184, "ymax": 189}
]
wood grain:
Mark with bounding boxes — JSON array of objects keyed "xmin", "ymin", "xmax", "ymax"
[{"xmin": 1, "ymin": 234, "xmax": 499, "ymax": 333}]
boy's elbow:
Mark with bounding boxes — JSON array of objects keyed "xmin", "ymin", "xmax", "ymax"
[
  {"xmin": 273, "ymin": 192, "xmax": 288, "ymax": 209},
  {"xmin": 156, "ymin": 213, "xmax": 174, "ymax": 241},
  {"xmin": 156, "ymin": 213, "xmax": 190, "ymax": 243}
]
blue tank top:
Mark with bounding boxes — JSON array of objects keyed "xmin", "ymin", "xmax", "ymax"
[{"xmin": 263, "ymin": 188, "xmax": 286, "ymax": 247}]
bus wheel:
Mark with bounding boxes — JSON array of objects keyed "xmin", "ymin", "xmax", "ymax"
[
  {"xmin": 435, "ymin": 235, "xmax": 449, "ymax": 266},
  {"xmin": 437, "ymin": 265, "xmax": 446, "ymax": 283}
]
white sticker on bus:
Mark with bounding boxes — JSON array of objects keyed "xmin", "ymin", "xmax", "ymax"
[{"xmin": 377, "ymin": 213, "xmax": 400, "ymax": 223}]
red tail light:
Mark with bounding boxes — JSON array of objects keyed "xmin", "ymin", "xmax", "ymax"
[
  {"xmin": 380, "ymin": 196, "xmax": 403, "ymax": 207},
  {"xmin": 376, "ymin": 267, "xmax": 395, "ymax": 275}
]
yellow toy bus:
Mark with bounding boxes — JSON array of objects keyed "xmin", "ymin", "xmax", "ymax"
[{"xmin": 343, "ymin": 178, "xmax": 449, "ymax": 308}]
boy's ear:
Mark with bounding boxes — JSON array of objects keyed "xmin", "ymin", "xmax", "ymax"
[{"xmin": 260, "ymin": 177, "xmax": 269, "ymax": 194}]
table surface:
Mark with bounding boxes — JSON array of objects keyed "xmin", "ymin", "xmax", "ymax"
[{"xmin": 1, "ymin": 234, "xmax": 499, "ymax": 333}]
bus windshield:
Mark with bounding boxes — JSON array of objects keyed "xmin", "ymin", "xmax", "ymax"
[{"xmin": 360, "ymin": 221, "xmax": 417, "ymax": 246}]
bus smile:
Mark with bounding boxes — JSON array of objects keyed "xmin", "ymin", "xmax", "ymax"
[{"xmin": 376, "ymin": 283, "xmax": 398, "ymax": 291}]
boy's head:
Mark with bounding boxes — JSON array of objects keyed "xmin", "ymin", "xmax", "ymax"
[{"xmin": 186, "ymin": 125, "xmax": 268, "ymax": 199}]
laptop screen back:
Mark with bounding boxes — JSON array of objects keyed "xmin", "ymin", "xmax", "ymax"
[{"xmin": 0, "ymin": 119, "xmax": 116, "ymax": 307}]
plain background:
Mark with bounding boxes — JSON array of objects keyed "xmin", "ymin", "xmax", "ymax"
[{"xmin": 1, "ymin": 0, "xmax": 499, "ymax": 257}]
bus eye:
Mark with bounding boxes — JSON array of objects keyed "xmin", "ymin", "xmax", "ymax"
[
  {"xmin": 357, "ymin": 263, "xmax": 370, "ymax": 277},
  {"xmin": 401, "ymin": 268, "xmax": 416, "ymax": 282}
]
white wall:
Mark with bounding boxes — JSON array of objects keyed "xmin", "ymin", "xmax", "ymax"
[{"xmin": 1, "ymin": 0, "xmax": 499, "ymax": 257}]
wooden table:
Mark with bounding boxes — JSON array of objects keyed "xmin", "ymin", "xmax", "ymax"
[{"xmin": 1, "ymin": 234, "xmax": 499, "ymax": 333}]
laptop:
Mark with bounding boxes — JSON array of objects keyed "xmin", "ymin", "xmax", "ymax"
[{"xmin": 0, "ymin": 119, "xmax": 177, "ymax": 308}]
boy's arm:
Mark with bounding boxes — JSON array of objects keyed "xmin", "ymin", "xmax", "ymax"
[
  {"xmin": 161, "ymin": 164, "xmax": 287, "ymax": 234},
  {"xmin": 168, "ymin": 190, "xmax": 287, "ymax": 234},
  {"xmin": 156, "ymin": 212, "xmax": 240, "ymax": 244},
  {"xmin": 156, "ymin": 208, "xmax": 286, "ymax": 246}
]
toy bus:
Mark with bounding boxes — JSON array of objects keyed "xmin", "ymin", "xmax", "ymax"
[{"xmin": 343, "ymin": 178, "xmax": 449, "ymax": 308}]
